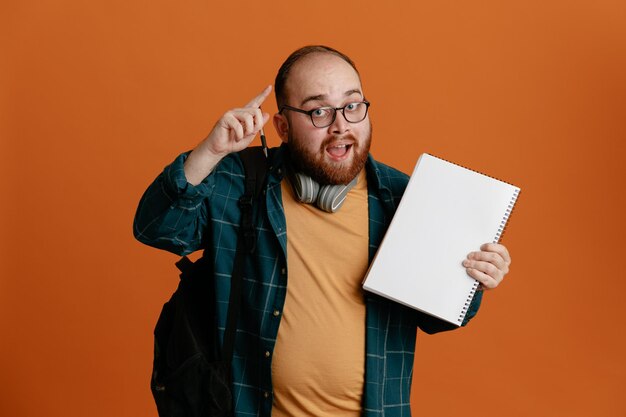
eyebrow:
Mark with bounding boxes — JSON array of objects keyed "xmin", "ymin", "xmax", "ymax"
[{"xmin": 300, "ymin": 89, "xmax": 363, "ymax": 107}]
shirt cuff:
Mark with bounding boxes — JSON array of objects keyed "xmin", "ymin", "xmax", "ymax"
[{"xmin": 162, "ymin": 151, "xmax": 215, "ymax": 202}]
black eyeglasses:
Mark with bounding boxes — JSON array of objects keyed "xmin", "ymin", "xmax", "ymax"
[{"xmin": 279, "ymin": 101, "xmax": 370, "ymax": 128}]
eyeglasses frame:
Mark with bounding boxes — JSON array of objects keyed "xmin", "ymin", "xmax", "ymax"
[{"xmin": 279, "ymin": 100, "xmax": 371, "ymax": 128}]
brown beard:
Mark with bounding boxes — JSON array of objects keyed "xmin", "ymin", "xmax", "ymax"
[{"xmin": 287, "ymin": 124, "xmax": 372, "ymax": 185}]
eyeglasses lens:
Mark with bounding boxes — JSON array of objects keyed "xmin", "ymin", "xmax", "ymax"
[{"xmin": 311, "ymin": 102, "xmax": 368, "ymax": 128}]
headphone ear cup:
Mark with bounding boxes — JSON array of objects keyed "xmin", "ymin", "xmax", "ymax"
[
  {"xmin": 291, "ymin": 172, "xmax": 320, "ymax": 204},
  {"xmin": 316, "ymin": 176, "xmax": 359, "ymax": 213}
]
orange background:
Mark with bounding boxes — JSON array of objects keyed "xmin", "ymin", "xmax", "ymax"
[{"xmin": 1, "ymin": 1, "xmax": 625, "ymax": 416}]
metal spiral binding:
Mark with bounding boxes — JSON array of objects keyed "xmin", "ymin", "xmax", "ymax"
[
  {"xmin": 434, "ymin": 158, "xmax": 520, "ymax": 325},
  {"xmin": 458, "ymin": 280, "xmax": 480, "ymax": 324},
  {"xmin": 493, "ymin": 189, "xmax": 520, "ymax": 243}
]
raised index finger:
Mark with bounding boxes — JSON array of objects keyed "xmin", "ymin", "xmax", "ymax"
[{"xmin": 245, "ymin": 85, "xmax": 273, "ymax": 108}]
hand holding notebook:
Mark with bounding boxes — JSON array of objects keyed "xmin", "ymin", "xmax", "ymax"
[
  {"xmin": 462, "ymin": 242, "xmax": 511, "ymax": 290},
  {"xmin": 362, "ymin": 154, "xmax": 520, "ymax": 326}
]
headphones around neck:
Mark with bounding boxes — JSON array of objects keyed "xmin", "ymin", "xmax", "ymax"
[{"xmin": 290, "ymin": 172, "xmax": 358, "ymax": 213}]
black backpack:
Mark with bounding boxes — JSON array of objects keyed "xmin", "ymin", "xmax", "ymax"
[{"xmin": 150, "ymin": 147, "xmax": 268, "ymax": 417}]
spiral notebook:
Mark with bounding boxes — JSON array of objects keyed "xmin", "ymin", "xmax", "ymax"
[{"xmin": 362, "ymin": 153, "xmax": 520, "ymax": 326}]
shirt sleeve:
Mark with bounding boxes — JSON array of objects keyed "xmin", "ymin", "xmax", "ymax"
[
  {"xmin": 133, "ymin": 151, "xmax": 216, "ymax": 256},
  {"xmin": 415, "ymin": 289, "xmax": 483, "ymax": 334}
]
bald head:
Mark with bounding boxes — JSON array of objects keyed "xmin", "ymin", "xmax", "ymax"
[{"xmin": 274, "ymin": 45, "xmax": 361, "ymax": 109}]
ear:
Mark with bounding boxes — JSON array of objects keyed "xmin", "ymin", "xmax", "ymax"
[{"xmin": 273, "ymin": 113, "xmax": 289, "ymax": 143}]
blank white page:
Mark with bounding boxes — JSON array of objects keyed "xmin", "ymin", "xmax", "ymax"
[{"xmin": 362, "ymin": 154, "xmax": 520, "ymax": 326}]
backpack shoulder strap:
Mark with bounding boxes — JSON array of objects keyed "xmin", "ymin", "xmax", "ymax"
[
  {"xmin": 222, "ymin": 146, "xmax": 268, "ymax": 362},
  {"xmin": 237, "ymin": 146, "xmax": 269, "ymax": 253},
  {"xmin": 238, "ymin": 146, "xmax": 269, "ymax": 204}
]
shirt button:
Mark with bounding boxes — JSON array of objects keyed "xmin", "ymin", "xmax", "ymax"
[
  {"xmin": 281, "ymin": 268, "xmax": 286, "ymax": 275},
  {"xmin": 263, "ymin": 391, "xmax": 270, "ymax": 399},
  {"xmin": 265, "ymin": 351, "xmax": 271, "ymax": 358},
  {"xmin": 273, "ymin": 310, "xmax": 280, "ymax": 317}
]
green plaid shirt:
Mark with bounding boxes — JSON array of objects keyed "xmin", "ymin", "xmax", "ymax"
[{"xmin": 134, "ymin": 144, "xmax": 481, "ymax": 417}]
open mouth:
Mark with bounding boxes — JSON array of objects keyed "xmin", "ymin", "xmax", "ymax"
[{"xmin": 326, "ymin": 143, "xmax": 353, "ymax": 160}]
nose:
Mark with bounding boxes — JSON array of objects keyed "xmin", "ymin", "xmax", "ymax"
[{"xmin": 328, "ymin": 109, "xmax": 350, "ymax": 134}]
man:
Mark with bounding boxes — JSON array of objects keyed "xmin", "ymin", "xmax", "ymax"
[{"xmin": 134, "ymin": 45, "xmax": 511, "ymax": 417}]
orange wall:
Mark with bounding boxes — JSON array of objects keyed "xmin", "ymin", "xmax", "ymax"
[{"xmin": 1, "ymin": 1, "xmax": 625, "ymax": 416}]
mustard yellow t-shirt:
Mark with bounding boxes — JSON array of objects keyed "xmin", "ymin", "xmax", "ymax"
[{"xmin": 271, "ymin": 170, "xmax": 369, "ymax": 417}]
